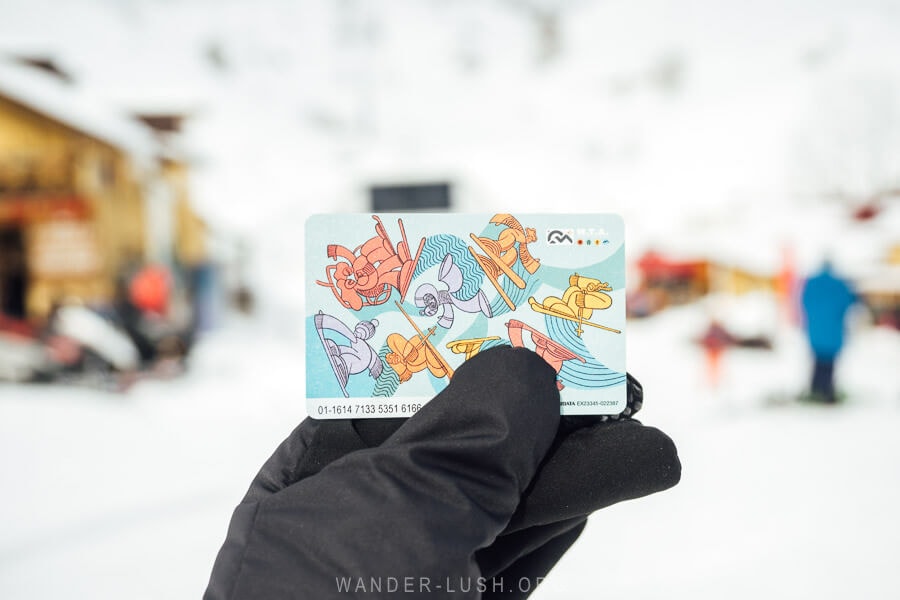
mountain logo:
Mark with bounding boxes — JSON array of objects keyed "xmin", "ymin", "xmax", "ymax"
[{"xmin": 546, "ymin": 229, "xmax": 574, "ymax": 245}]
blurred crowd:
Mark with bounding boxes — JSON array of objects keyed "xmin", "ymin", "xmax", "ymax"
[{"xmin": 0, "ymin": 260, "xmax": 199, "ymax": 389}]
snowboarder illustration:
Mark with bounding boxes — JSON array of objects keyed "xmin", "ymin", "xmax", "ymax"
[
  {"xmin": 316, "ymin": 216, "xmax": 426, "ymax": 311},
  {"xmin": 413, "ymin": 253, "xmax": 492, "ymax": 329},
  {"xmin": 528, "ymin": 273, "xmax": 621, "ymax": 336},
  {"xmin": 314, "ymin": 310, "xmax": 383, "ymax": 398},
  {"xmin": 468, "ymin": 213, "xmax": 540, "ymax": 310},
  {"xmin": 506, "ymin": 319, "xmax": 585, "ymax": 390}
]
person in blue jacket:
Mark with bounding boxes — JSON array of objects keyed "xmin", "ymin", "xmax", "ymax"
[{"xmin": 800, "ymin": 259, "xmax": 858, "ymax": 403}]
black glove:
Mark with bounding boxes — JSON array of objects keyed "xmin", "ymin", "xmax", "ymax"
[{"xmin": 204, "ymin": 346, "xmax": 680, "ymax": 599}]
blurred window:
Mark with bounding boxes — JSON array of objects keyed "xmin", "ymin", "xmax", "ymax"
[
  {"xmin": 98, "ymin": 155, "xmax": 117, "ymax": 188},
  {"xmin": 0, "ymin": 227, "xmax": 27, "ymax": 318}
]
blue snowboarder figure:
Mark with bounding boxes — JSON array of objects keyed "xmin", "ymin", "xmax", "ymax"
[{"xmin": 800, "ymin": 259, "xmax": 858, "ymax": 404}]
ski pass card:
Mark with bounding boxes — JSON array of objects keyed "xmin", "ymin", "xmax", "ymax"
[{"xmin": 305, "ymin": 213, "xmax": 627, "ymax": 419}]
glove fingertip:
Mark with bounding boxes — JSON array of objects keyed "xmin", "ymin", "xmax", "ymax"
[{"xmin": 640, "ymin": 425, "xmax": 682, "ymax": 491}]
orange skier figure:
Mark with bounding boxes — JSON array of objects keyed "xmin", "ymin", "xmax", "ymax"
[
  {"xmin": 386, "ymin": 302, "xmax": 455, "ymax": 383},
  {"xmin": 506, "ymin": 319, "xmax": 585, "ymax": 390},
  {"xmin": 385, "ymin": 329, "xmax": 450, "ymax": 383},
  {"xmin": 468, "ymin": 214, "xmax": 541, "ymax": 310},
  {"xmin": 317, "ymin": 216, "xmax": 425, "ymax": 311}
]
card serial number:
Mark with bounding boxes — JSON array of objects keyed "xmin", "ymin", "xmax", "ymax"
[
  {"xmin": 316, "ymin": 404, "xmax": 353, "ymax": 416},
  {"xmin": 315, "ymin": 402, "xmax": 424, "ymax": 417}
]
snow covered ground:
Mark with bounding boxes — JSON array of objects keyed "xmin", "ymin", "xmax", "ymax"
[
  {"xmin": 2, "ymin": 0, "xmax": 899, "ymax": 597},
  {"xmin": 1, "ymin": 298, "xmax": 897, "ymax": 599}
]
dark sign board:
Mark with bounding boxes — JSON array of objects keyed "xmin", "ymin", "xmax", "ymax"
[{"xmin": 370, "ymin": 182, "xmax": 451, "ymax": 212}]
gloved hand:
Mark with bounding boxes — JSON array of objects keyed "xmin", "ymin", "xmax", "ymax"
[{"xmin": 204, "ymin": 346, "xmax": 680, "ymax": 599}]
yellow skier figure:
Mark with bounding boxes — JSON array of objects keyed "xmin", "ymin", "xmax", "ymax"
[{"xmin": 528, "ymin": 273, "xmax": 620, "ymax": 336}]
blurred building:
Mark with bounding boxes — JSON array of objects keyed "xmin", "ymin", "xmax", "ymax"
[
  {"xmin": 0, "ymin": 56, "xmax": 208, "ymax": 322},
  {"xmin": 854, "ymin": 242, "xmax": 900, "ymax": 329},
  {"xmin": 630, "ymin": 250, "xmax": 710, "ymax": 315}
]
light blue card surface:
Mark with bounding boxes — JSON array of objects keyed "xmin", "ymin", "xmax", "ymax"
[{"xmin": 305, "ymin": 213, "xmax": 626, "ymax": 419}]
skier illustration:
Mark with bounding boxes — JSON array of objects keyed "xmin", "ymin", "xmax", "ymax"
[
  {"xmin": 528, "ymin": 273, "xmax": 620, "ymax": 336},
  {"xmin": 314, "ymin": 310, "xmax": 383, "ymax": 397},
  {"xmin": 468, "ymin": 214, "xmax": 540, "ymax": 310},
  {"xmin": 505, "ymin": 319, "xmax": 585, "ymax": 390},
  {"xmin": 316, "ymin": 216, "xmax": 425, "ymax": 311},
  {"xmin": 385, "ymin": 302, "xmax": 456, "ymax": 383},
  {"xmin": 385, "ymin": 330, "xmax": 447, "ymax": 383},
  {"xmin": 414, "ymin": 253, "xmax": 492, "ymax": 329}
]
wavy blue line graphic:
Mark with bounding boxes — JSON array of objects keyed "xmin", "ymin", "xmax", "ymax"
[
  {"xmin": 372, "ymin": 342, "xmax": 400, "ymax": 397},
  {"xmin": 545, "ymin": 316, "xmax": 626, "ymax": 389},
  {"xmin": 537, "ymin": 244, "xmax": 627, "ymax": 291},
  {"xmin": 413, "ymin": 234, "xmax": 484, "ymax": 300}
]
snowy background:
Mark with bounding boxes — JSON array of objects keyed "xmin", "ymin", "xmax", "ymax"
[{"xmin": 1, "ymin": 0, "xmax": 900, "ymax": 598}]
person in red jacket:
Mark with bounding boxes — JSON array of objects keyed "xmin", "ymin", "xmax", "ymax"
[{"xmin": 129, "ymin": 264, "xmax": 172, "ymax": 316}]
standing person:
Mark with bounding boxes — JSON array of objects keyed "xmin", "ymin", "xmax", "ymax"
[
  {"xmin": 800, "ymin": 259, "xmax": 858, "ymax": 403},
  {"xmin": 697, "ymin": 319, "xmax": 734, "ymax": 390}
]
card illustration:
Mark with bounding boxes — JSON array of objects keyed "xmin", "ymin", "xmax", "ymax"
[
  {"xmin": 467, "ymin": 214, "xmax": 541, "ymax": 310},
  {"xmin": 505, "ymin": 318, "xmax": 585, "ymax": 390},
  {"xmin": 315, "ymin": 215, "xmax": 426, "ymax": 310},
  {"xmin": 386, "ymin": 301, "xmax": 455, "ymax": 383},
  {"xmin": 306, "ymin": 213, "xmax": 627, "ymax": 418},
  {"xmin": 413, "ymin": 254, "xmax": 492, "ymax": 328},
  {"xmin": 313, "ymin": 311, "xmax": 383, "ymax": 397},
  {"xmin": 528, "ymin": 273, "xmax": 620, "ymax": 336}
]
